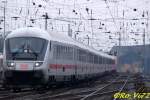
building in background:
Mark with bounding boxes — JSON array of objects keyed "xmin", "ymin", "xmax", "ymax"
[{"xmin": 110, "ymin": 45, "xmax": 150, "ymax": 75}]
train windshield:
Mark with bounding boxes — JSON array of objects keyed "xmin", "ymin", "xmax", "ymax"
[{"xmin": 6, "ymin": 37, "xmax": 48, "ymax": 61}]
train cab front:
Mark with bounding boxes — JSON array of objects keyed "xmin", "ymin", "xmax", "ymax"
[{"xmin": 3, "ymin": 37, "xmax": 48, "ymax": 87}]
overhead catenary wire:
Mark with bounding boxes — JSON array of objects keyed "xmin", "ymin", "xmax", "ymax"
[
  {"xmin": 0, "ymin": 0, "xmax": 149, "ymax": 51},
  {"xmin": 103, "ymin": 0, "xmax": 119, "ymax": 32}
]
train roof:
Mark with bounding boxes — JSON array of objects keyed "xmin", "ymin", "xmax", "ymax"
[
  {"xmin": 6, "ymin": 27, "xmax": 51, "ymax": 40},
  {"xmin": 6, "ymin": 27, "xmax": 116, "ymax": 59},
  {"xmin": 49, "ymin": 31, "xmax": 116, "ymax": 59}
]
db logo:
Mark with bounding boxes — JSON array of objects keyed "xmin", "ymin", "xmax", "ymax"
[{"xmin": 20, "ymin": 64, "xmax": 28, "ymax": 70}]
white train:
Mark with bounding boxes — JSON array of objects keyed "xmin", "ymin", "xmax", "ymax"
[{"xmin": 3, "ymin": 27, "xmax": 116, "ymax": 88}]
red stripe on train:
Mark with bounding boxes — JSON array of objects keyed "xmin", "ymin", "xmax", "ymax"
[{"xmin": 49, "ymin": 64, "xmax": 116, "ymax": 69}]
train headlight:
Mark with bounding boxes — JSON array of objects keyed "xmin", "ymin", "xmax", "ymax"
[
  {"xmin": 7, "ymin": 62, "xmax": 15, "ymax": 67},
  {"xmin": 34, "ymin": 62, "xmax": 43, "ymax": 67}
]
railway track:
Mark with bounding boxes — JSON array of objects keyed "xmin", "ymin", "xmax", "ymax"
[
  {"xmin": 0, "ymin": 73, "xmax": 137, "ymax": 100},
  {"xmin": 0, "ymin": 89, "xmax": 34, "ymax": 100},
  {"xmin": 134, "ymin": 74, "xmax": 150, "ymax": 93},
  {"xmin": 0, "ymin": 73, "xmax": 116, "ymax": 100},
  {"xmin": 25, "ymin": 74, "xmax": 132, "ymax": 100},
  {"xmin": 81, "ymin": 75, "xmax": 131, "ymax": 100}
]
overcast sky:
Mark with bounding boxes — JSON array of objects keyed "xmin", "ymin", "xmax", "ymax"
[{"xmin": 0, "ymin": 0, "xmax": 150, "ymax": 52}]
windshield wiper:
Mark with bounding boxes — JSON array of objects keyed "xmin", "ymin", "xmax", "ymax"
[{"xmin": 26, "ymin": 45, "xmax": 38, "ymax": 60}]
